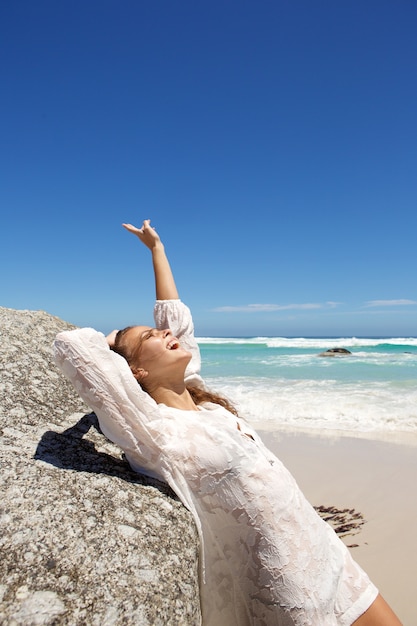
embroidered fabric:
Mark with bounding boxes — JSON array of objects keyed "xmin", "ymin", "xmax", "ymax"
[{"xmin": 54, "ymin": 299, "xmax": 378, "ymax": 626}]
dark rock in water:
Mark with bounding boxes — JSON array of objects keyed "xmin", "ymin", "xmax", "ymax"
[
  {"xmin": 317, "ymin": 348, "xmax": 352, "ymax": 357},
  {"xmin": 0, "ymin": 306, "xmax": 200, "ymax": 625}
]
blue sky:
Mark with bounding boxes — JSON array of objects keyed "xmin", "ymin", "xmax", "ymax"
[{"xmin": 1, "ymin": 0, "xmax": 416, "ymax": 337}]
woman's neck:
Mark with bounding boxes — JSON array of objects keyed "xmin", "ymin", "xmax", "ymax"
[{"xmin": 149, "ymin": 385, "xmax": 199, "ymax": 411}]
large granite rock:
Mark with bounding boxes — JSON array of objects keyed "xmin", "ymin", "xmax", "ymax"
[{"xmin": 0, "ymin": 306, "xmax": 201, "ymax": 625}]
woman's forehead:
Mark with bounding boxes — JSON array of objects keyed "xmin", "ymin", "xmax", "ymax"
[{"xmin": 129, "ymin": 325, "xmax": 153, "ymax": 340}]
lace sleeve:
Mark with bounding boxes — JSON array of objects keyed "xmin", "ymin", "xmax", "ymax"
[{"xmin": 153, "ymin": 299, "xmax": 204, "ymax": 387}]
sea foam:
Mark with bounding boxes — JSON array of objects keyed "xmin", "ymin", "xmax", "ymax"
[{"xmin": 198, "ymin": 337, "xmax": 417, "ymax": 435}]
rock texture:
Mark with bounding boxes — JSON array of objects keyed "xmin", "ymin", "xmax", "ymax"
[{"xmin": 0, "ymin": 306, "xmax": 201, "ymax": 625}]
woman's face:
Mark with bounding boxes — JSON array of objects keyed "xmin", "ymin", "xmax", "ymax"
[{"xmin": 124, "ymin": 326, "xmax": 191, "ymax": 377}]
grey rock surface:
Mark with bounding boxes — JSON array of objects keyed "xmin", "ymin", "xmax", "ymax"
[{"xmin": 0, "ymin": 306, "xmax": 200, "ymax": 625}]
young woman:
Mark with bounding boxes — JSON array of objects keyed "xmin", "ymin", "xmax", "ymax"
[{"xmin": 54, "ymin": 219, "xmax": 401, "ymax": 626}]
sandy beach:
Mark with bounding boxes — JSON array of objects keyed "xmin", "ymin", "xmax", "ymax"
[{"xmin": 257, "ymin": 427, "xmax": 417, "ymax": 625}]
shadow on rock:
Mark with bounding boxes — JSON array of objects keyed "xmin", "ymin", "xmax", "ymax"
[{"xmin": 34, "ymin": 412, "xmax": 177, "ymax": 498}]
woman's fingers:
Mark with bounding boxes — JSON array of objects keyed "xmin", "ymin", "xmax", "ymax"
[
  {"xmin": 122, "ymin": 220, "xmax": 155, "ymax": 234},
  {"xmin": 106, "ymin": 329, "xmax": 118, "ymax": 347},
  {"xmin": 122, "ymin": 222, "xmax": 140, "ymax": 234}
]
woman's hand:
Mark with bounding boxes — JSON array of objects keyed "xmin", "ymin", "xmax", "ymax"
[
  {"xmin": 122, "ymin": 218, "xmax": 178, "ymax": 300},
  {"xmin": 122, "ymin": 219, "xmax": 162, "ymax": 250},
  {"xmin": 106, "ymin": 329, "xmax": 118, "ymax": 348}
]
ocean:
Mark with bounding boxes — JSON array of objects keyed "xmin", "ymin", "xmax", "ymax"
[{"xmin": 197, "ymin": 337, "xmax": 417, "ymax": 436}]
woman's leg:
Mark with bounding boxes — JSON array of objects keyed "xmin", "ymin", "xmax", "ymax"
[{"xmin": 352, "ymin": 594, "xmax": 402, "ymax": 626}]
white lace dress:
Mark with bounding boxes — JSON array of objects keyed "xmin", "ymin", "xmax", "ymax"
[{"xmin": 54, "ymin": 299, "xmax": 378, "ymax": 626}]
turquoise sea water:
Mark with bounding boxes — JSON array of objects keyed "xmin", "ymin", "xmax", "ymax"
[{"xmin": 197, "ymin": 337, "xmax": 417, "ymax": 435}]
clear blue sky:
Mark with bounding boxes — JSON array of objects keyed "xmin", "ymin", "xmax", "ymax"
[{"xmin": 1, "ymin": 0, "xmax": 416, "ymax": 337}]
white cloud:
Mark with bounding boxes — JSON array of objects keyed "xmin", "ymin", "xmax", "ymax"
[
  {"xmin": 326, "ymin": 301, "xmax": 342, "ymax": 308},
  {"xmin": 365, "ymin": 299, "xmax": 417, "ymax": 308},
  {"xmin": 213, "ymin": 303, "xmax": 324, "ymax": 313}
]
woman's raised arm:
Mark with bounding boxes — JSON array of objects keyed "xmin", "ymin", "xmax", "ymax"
[
  {"xmin": 122, "ymin": 219, "xmax": 179, "ymax": 301},
  {"xmin": 106, "ymin": 219, "xmax": 179, "ymax": 347}
]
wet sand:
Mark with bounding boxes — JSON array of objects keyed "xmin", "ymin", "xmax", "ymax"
[{"xmin": 257, "ymin": 427, "xmax": 417, "ymax": 625}]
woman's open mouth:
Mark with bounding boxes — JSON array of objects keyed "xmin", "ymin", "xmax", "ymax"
[{"xmin": 166, "ymin": 338, "xmax": 180, "ymax": 350}]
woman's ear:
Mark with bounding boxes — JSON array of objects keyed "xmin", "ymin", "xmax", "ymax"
[{"xmin": 131, "ymin": 367, "xmax": 148, "ymax": 382}]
